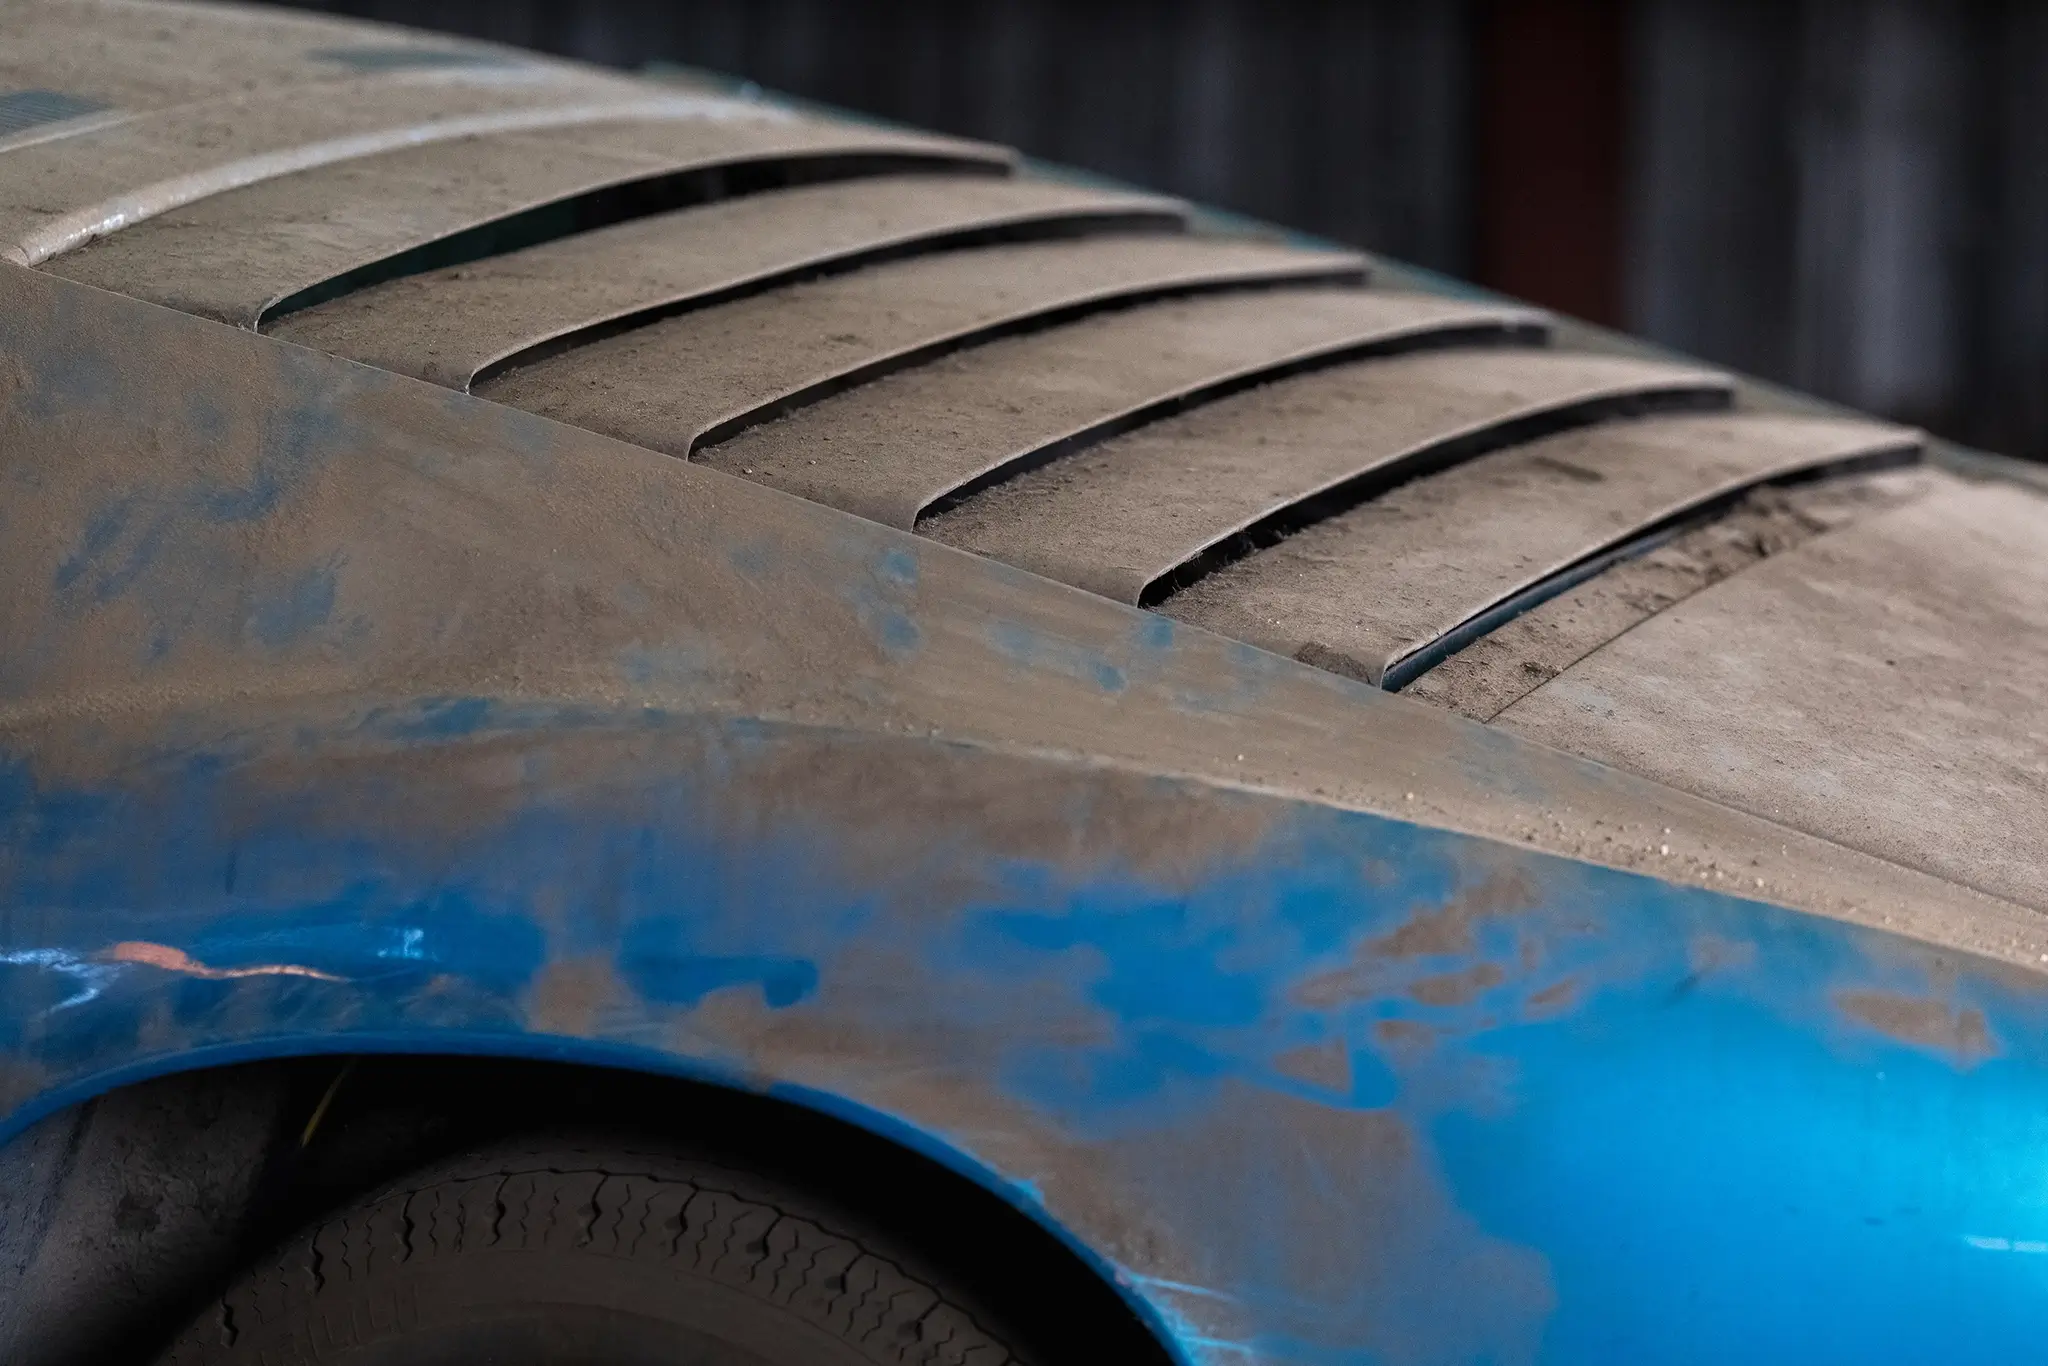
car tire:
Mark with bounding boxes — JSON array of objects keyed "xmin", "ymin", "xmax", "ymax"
[{"xmin": 157, "ymin": 1139, "xmax": 1025, "ymax": 1366}]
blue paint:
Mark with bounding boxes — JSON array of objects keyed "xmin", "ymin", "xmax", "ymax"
[
  {"xmin": 7, "ymin": 706, "xmax": 2043, "ymax": 1364},
  {"xmin": 726, "ymin": 539, "xmax": 775, "ymax": 579},
  {"xmin": 615, "ymin": 581, "xmax": 652, "ymax": 616},
  {"xmin": 1421, "ymin": 945, "xmax": 2047, "ymax": 1366},
  {"xmin": 248, "ymin": 556, "xmax": 341, "ymax": 647},
  {"xmin": 378, "ymin": 695, "xmax": 494, "ymax": 739},
  {"xmin": 51, "ymin": 498, "xmax": 134, "ymax": 592},
  {"xmin": 5, "ymin": 294, "xmax": 118, "ymax": 421},
  {"xmin": 842, "ymin": 547, "xmax": 924, "ymax": 657},
  {"xmin": 619, "ymin": 917, "xmax": 819, "ymax": 1009},
  {"xmin": 981, "ymin": 899, "xmax": 1268, "ymax": 1030},
  {"xmin": 616, "ymin": 640, "xmax": 720, "ymax": 688},
  {"xmin": 3, "ymin": 319, "xmax": 407, "ymax": 684},
  {"xmin": 875, "ymin": 547, "xmax": 919, "ymax": 587},
  {"xmin": 48, "ymin": 495, "xmax": 173, "ymax": 609},
  {"xmin": 988, "ymin": 620, "xmax": 1128, "ymax": 693},
  {"xmin": 0, "ymin": 948, "xmax": 122, "ymax": 1013},
  {"xmin": 10, "ymin": 165, "xmax": 2043, "ymax": 1366}
]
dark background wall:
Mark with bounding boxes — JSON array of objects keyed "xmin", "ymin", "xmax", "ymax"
[{"xmin": 255, "ymin": 0, "xmax": 2048, "ymax": 462}]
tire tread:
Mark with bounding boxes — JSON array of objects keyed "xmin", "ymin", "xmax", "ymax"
[{"xmin": 161, "ymin": 1144, "xmax": 1019, "ymax": 1366}]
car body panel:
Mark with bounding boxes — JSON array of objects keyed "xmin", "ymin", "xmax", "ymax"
[
  {"xmin": 7, "ymin": 4, "xmax": 2048, "ymax": 1362},
  {"xmin": 1499, "ymin": 481, "xmax": 2048, "ymax": 911},
  {"xmin": 6, "ymin": 260, "xmax": 2048, "ymax": 1365},
  {"xmin": 918, "ymin": 348, "xmax": 1727, "ymax": 603},
  {"xmin": 37, "ymin": 111, "xmax": 1005, "ymax": 323},
  {"xmin": 473, "ymin": 233, "xmax": 1373, "ymax": 450},
  {"xmin": 1162, "ymin": 412, "xmax": 1919, "ymax": 683},
  {"xmin": 707, "ymin": 288, "xmax": 1555, "ymax": 532},
  {"xmin": 265, "ymin": 174, "xmax": 1191, "ymax": 388},
  {"xmin": 1, "ymin": 0, "xmax": 548, "ymax": 112}
]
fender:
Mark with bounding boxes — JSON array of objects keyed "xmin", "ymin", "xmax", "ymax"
[{"xmin": 6, "ymin": 264, "xmax": 2048, "ymax": 1365}]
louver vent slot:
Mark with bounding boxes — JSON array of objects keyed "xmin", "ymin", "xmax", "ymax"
[
  {"xmin": 1407, "ymin": 465, "xmax": 1934, "ymax": 719},
  {"xmin": 477, "ymin": 235, "xmax": 1367, "ymax": 457},
  {"xmin": 32, "ymin": 87, "xmax": 1007, "ymax": 322},
  {"xmin": 703, "ymin": 288, "xmax": 1546, "ymax": 529},
  {"xmin": 1495, "ymin": 478, "xmax": 2046, "ymax": 912},
  {"xmin": 8, "ymin": 71, "xmax": 779, "ymax": 264},
  {"xmin": 270, "ymin": 174, "xmax": 1188, "ymax": 388},
  {"xmin": 929, "ymin": 351, "xmax": 1730, "ymax": 606},
  {"xmin": 1160, "ymin": 412, "xmax": 1917, "ymax": 686}
]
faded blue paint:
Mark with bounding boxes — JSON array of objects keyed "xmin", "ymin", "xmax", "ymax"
[
  {"xmin": 9, "ymin": 259, "xmax": 2048, "ymax": 1365},
  {"xmin": 988, "ymin": 620, "xmax": 1129, "ymax": 693},
  {"xmin": 247, "ymin": 556, "xmax": 341, "ymax": 648},
  {"xmin": 875, "ymin": 547, "xmax": 919, "ymax": 587},
  {"xmin": 5, "ymin": 704, "xmax": 2048, "ymax": 1365},
  {"xmin": 841, "ymin": 545, "xmax": 924, "ymax": 657},
  {"xmin": 376, "ymin": 695, "xmax": 495, "ymax": 740},
  {"xmin": 726, "ymin": 537, "xmax": 777, "ymax": 579},
  {"xmin": 616, "ymin": 640, "xmax": 722, "ymax": 688},
  {"xmin": 51, "ymin": 497, "xmax": 134, "ymax": 593},
  {"xmin": 1136, "ymin": 613, "xmax": 1178, "ymax": 653}
]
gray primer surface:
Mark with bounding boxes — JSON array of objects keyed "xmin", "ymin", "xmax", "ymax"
[
  {"xmin": 1500, "ymin": 480, "xmax": 2048, "ymax": 911},
  {"xmin": 709, "ymin": 287, "xmax": 1544, "ymax": 529},
  {"xmin": 479, "ymin": 234, "xmax": 1367, "ymax": 456},
  {"xmin": 3, "ymin": 64, "xmax": 694, "ymax": 262},
  {"xmin": 0, "ymin": 0, "xmax": 541, "ymax": 110},
  {"xmin": 43, "ymin": 115, "xmax": 1005, "ymax": 323},
  {"xmin": 1155, "ymin": 411, "xmax": 1914, "ymax": 674},
  {"xmin": 937, "ymin": 348, "xmax": 1718, "ymax": 610},
  {"xmin": 268, "ymin": 174, "xmax": 1186, "ymax": 387},
  {"xmin": 1406, "ymin": 467, "xmax": 1940, "ymax": 720}
]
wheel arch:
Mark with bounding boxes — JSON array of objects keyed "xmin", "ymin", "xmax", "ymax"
[{"xmin": 0, "ymin": 1039, "xmax": 1185, "ymax": 1366}]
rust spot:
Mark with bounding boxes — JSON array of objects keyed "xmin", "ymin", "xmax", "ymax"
[
  {"xmin": 100, "ymin": 940, "xmax": 341, "ymax": 982},
  {"xmin": 1372, "ymin": 1018, "xmax": 1436, "ymax": 1050},
  {"xmin": 1271, "ymin": 1038, "xmax": 1353, "ymax": 1094},
  {"xmin": 1098, "ymin": 1079, "xmax": 1554, "ymax": 1359},
  {"xmin": 1688, "ymin": 934, "xmax": 1758, "ymax": 976},
  {"xmin": 1524, "ymin": 977, "xmax": 1580, "ymax": 1018},
  {"xmin": 526, "ymin": 955, "xmax": 629, "ymax": 1037},
  {"xmin": 1295, "ymin": 870, "xmax": 1541, "ymax": 1010},
  {"xmin": 1835, "ymin": 988, "xmax": 1997, "ymax": 1066},
  {"xmin": 1291, "ymin": 960, "xmax": 1382, "ymax": 1010},
  {"xmin": 1408, "ymin": 962, "xmax": 1506, "ymax": 1008},
  {"xmin": 1365, "ymin": 869, "xmax": 1539, "ymax": 961},
  {"xmin": 1371, "ymin": 903, "xmax": 1479, "ymax": 959}
]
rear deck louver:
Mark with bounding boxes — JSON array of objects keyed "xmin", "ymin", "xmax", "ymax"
[{"xmin": 16, "ymin": 43, "xmax": 1922, "ymax": 711}]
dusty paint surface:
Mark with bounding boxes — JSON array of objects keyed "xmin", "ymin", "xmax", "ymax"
[
  {"xmin": 10, "ymin": 264, "xmax": 2048, "ymax": 1364},
  {"xmin": 1499, "ymin": 482, "xmax": 2048, "ymax": 911},
  {"xmin": 11, "ymin": 706, "xmax": 2048, "ymax": 1365},
  {"xmin": 266, "ymin": 174, "xmax": 1189, "ymax": 389}
]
